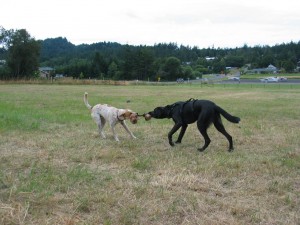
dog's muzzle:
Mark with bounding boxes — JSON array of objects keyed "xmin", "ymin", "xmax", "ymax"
[{"xmin": 130, "ymin": 114, "xmax": 138, "ymax": 124}]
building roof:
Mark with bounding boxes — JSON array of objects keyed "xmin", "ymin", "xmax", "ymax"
[{"xmin": 39, "ymin": 67, "xmax": 54, "ymax": 71}]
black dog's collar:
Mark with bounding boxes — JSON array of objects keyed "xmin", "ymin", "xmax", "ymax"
[{"xmin": 167, "ymin": 103, "xmax": 178, "ymax": 118}]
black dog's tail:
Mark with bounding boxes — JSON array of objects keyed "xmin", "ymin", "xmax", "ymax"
[{"xmin": 216, "ymin": 106, "xmax": 240, "ymax": 123}]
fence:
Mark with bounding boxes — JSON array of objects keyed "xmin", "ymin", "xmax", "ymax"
[{"xmin": 0, "ymin": 78, "xmax": 299, "ymax": 89}]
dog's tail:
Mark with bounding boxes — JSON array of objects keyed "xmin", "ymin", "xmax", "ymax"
[
  {"xmin": 84, "ymin": 92, "xmax": 92, "ymax": 110},
  {"xmin": 216, "ymin": 106, "xmax": 240, "ymax": 123}
]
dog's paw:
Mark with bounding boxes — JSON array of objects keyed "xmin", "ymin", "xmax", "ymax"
[
  {"xmin": 175, "ymin": 140, "xmax": 181, "ymax": 144},
  {"xmin": 169, "ymin": 141, "xmax": 175, "ymax": 146},
  {"xmin": 197, "ymin": 147, "xmax": 206, "ymax": 152}
]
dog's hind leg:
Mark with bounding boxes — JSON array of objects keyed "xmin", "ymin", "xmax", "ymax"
[
  {"xmin": 110, "ymin": 123, "xmax": 119, "ymax": 141},
  {"xmin": 92, "ymin": 114, "xmax": 106, "ymax": 138},
  {"xmin": 197, "ymin": 127, "xmax": 211, "ymax": 152},
  {"xmin": 213, "ymin": 116, "xmax": 234, "ymax": 151},
  {"xmin": 175, "ymin": 124, "xmax": 188, "ymax": 144},
  {"xmin": 196, "ymin": 115, "xmax": 211, "ymax": 152}
]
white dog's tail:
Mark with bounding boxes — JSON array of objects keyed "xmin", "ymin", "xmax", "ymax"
[{"xmin": 84, "ymin": 92, "xmax": 92, "ymax": 110}]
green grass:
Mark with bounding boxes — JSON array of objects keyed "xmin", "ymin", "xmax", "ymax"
[{"xmin": 0, "ymin": 84, "xmax": 300, "ymax": 224}]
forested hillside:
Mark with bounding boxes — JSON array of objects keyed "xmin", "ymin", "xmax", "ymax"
[
  {"xmin": 1, "ymin": 27, "xmax": 300, "ymax": 80},
  {"xmin": 40, "ymin": 37, "xmax": 300, "ymax": 81}
]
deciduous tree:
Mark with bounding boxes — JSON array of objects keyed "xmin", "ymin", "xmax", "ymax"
[{"xmin": 5, "ymin": 28, "xmax": 40, "ymax": 78}]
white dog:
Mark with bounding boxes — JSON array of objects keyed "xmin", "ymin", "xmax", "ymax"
[{"xmin": 84, "ymin": 92, "xmax": 138, "ymax": 141}]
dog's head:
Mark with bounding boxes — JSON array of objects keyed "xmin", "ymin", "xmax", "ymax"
[
  {"xmin": 147, "ymin": 105, "xmax": 173, "ymax": 119},
  {"xmin": 121, "ymin": 110, "xmax": 138, "ymax": 124}
]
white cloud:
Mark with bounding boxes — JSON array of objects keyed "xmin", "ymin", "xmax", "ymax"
[{"xmin": 1, "ymin": 0, "xmax": 300, "ymax": 48}]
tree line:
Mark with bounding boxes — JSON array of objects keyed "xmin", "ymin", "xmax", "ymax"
[{"xmin": 1, "ymin": 27, "xmax": 300, "ymax": 80}]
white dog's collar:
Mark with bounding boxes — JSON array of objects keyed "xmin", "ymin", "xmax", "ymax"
[{"xmin": 117, "ymin": 110, "xmax": 125, "ymax": 121}]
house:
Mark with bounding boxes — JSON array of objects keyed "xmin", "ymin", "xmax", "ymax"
[
  {"xmin": 247, "ymin": 64, "xmax": 278, "ymax": 74},
  {"xmin": 266, "ymin": 64, "xmax": 277, "ymax": 72},
  {"xmin": 39, "ymin": 67, "xmax": 55, "ymax": 78}
]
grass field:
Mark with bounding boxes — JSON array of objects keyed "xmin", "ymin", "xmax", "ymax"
[{"xmin": 0, "ymin": 84, "xmax": 300, "ymax": 225}]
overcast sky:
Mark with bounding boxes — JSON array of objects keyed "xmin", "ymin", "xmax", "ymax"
[{"xmin": 2, "ymin": 0, "xmax": 300, "ymax": 48}]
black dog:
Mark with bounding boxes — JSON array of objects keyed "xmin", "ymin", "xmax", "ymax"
[{"xmin": 147, "ymin": 99, "xmax": 240, "ymax": 152}]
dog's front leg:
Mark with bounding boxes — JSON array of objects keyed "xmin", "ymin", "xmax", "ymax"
[
  {"xmin": 175, "ymin": 124, "xmax": 188, "ymax": 144},
  {"xmin": 168, "ymin": 123, "xmax": 182, "ymax": 146},
  {"xmin": 120, "ymin": 121, "xmax": 136, "ymax": 139}
]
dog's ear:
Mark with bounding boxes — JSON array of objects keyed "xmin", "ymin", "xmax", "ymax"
[{"xmin": 121, "ymin": 110, "xmax": 133, "ymax": 119}]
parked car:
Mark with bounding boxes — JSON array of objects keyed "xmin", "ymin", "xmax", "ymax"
[
  {"xmin": 260, "ymin": 77, "xmax": 279, "ymax": 83},
  {"xmin": 228, "ymin": 76, "xmax": 240, "ymax": 81},
  {"xmin": 278, "ymin": 77, "xmax": 287, "ymax": 82},
  {"xmin": 176, "ymin": 78, "xmax": 184, "ymax": 83},
  {"xmin": 54, "ymin": 74, "xmax": 64, "ymax": 79}
]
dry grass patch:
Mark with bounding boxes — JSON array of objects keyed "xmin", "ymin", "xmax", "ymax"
[{"xmin": 1, "ymin": 84, "xmax": 300, "ymax": 224}]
